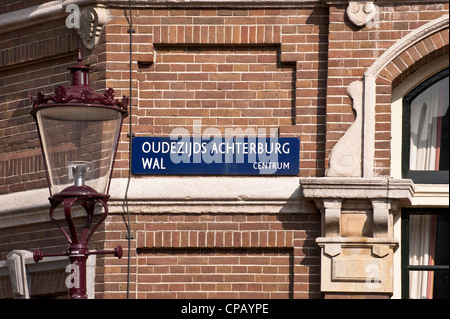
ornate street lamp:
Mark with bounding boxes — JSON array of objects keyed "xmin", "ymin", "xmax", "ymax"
[{"xmin": 30, "ymin": 49, "xmax": 128, "ymax": 299}]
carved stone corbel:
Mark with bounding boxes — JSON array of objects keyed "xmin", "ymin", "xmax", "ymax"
[
  {"xmin": 371, "ymin": 199, "xmax": 391, "ymax": 238},
  {"xmin": 323, "ymin": 199, "xmax": 342, "ymax": 238},
  {"xmin": 67, "ymin": 5, "xmax": 109, "ymax": 49},
  {"xmin": 79, "ymin": 6, "xmax": 109, "ymax": 49},
  {"xmin": 346, "ymin": 1, "xmax": 378, "ymax": 27}
]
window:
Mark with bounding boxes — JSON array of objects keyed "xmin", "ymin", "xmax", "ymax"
[
  {"xmin": 398, "ymin": 66, "xmax": 449, "ymax": 299},
  {"xmin": 402, "ymin": 68, "xmax": 449, "ymax": 184},
  {"xmin": 401, "ymin": 208, "xmax": 449, "ymax": 299}
]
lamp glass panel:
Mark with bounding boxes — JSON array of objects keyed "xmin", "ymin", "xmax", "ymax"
[{"xmin": 36, "ymin": 105, "xmax": 122, "ymax": 195}]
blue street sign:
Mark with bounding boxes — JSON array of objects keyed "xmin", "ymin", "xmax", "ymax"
[{"xmin": 131, "ymin": 136, "xmax": 300, "ymax": 176}]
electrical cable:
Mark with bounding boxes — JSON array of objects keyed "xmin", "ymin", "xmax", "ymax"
[{"xmin": 124, "ymin": 0, "xmax": 135, "ymax": 300}]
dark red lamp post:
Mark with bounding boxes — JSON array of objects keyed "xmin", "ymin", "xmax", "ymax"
[{"xmin": 30, "ymin": 49, "xmax": 128, "ymax": 299}]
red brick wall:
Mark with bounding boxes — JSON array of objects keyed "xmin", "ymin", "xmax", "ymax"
[
  {"xmin": 99, "ymin": 211, "xmax": 321, "ymax": 299},
  {"xmin": 0, "ymin": 0, "xmax": 48, "ymax": 14},
  {"xmin": 0, "ymin": 55, "xmax": 71, "ymax": 194},
  {"xmin": 0, "ymin": 17, "xmax": 81, "ymax": 195}
]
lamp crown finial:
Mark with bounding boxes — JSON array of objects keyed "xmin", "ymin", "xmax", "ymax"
[{"xmin": 76, "ymin": 48, "xmax": 83, "ymax": 64}]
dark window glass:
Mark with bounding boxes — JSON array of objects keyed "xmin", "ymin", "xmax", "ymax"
[{"xmin": 402, "ymin": 68, "xmax": 449, "ymax": 184}]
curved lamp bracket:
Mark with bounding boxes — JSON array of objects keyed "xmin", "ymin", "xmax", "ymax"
[{"xmin": 33, "ymin": 192, "xmax": 122, "ymax": 299}]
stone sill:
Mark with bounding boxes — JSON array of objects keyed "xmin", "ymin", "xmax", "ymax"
[{"xmin": 300, "ymin": 177, "xmax": 415, "ymax": 205}]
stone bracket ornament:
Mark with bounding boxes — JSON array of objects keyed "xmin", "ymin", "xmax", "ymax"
[
  {"xmin": 346, "ymin": 1, "xmax": 378, "ymax": 27},
  {"xmin": 7, "ymin": 250, "xmax": 32, "ymax": 299},
  {"xmin": 65, "ymin": 4, "xmax": 109, "ymax": 49},
  {"xmin": 79, "ymin": 6, "xmax": 108, "ymax": 49}
]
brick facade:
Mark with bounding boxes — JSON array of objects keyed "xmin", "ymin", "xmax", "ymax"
[
  {"xmin": 97, "ymin": 211, "xmax": 321, "ymax": 299},
  {"xmin": 0, "ymin": 0, "xmax": 448, "ymax": 299}
]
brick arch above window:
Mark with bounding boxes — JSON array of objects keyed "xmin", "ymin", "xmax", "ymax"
[
  {"xmin": 380, "ymin": 28, "xmax": 449, "ymax": 91},
  {"xmin": 372, "ymin": 27, "xmax": 449, "ymax": 177},
  {"xmin": 359, "ymin": 15, "xmax": 449, "ymax": 178}
]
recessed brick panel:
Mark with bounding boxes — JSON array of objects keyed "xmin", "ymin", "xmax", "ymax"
[
  {"xmin": 135, "ymin": 248, "xmax": 293, "ymax": 299},
  {"xmin": 139, "ymin": 45, "xmax": 295, "ymax": 135}
]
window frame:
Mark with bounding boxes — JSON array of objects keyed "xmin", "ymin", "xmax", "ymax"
[
  {"xmin": 401, "ymin": 68, "xmax": 449, "ymax": 184},
  {"xmin": 401, "ymin": 207, "xmax": 449, "ymax": 299}
]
